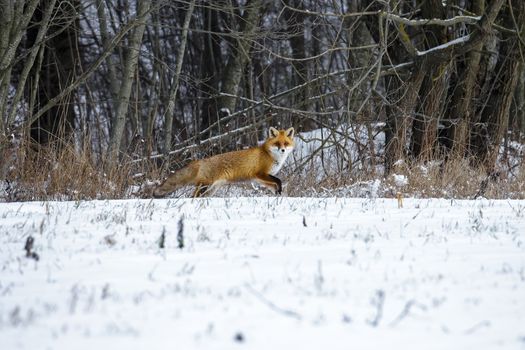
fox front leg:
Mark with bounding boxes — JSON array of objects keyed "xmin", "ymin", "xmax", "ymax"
[
  {"xmin": 256, "ymin": 174, "xmax": 282, "ymax": 195},
  {"xmin": 268, "ymin": 174, "xmax": 282, "ymax": 195}
]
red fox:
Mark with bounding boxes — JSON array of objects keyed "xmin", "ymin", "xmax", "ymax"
[{"xmin": 152, "ymin": 127, "xmax": 295, "ymax": 198}]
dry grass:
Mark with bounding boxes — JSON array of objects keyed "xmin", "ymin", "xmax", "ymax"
[
  {"xmin": 1, "ymin": 137, "xmax": 524, "ymax": 201},
  {"xmin": 383, "ymin": 158, "xmax": 524, "ymax": 199},
  {"xmin": 1, "ymin": 138, "xmax": 161, "ymax": 201},
  {"xmin": 286, "ymin": 157, "xmax": 524, "ymax": 199}
]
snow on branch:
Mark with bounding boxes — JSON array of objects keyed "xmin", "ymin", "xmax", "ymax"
[
  {"xmin": 416, "ymin": 34, "xmax": 471, "ymax": 56},
  {"xmin": 280, "ymin": 3, "xmax": 481, "ymax": 27},
  {"xmin": 382, "ymin": 12, "xmax": 481, "ymax": 26}
]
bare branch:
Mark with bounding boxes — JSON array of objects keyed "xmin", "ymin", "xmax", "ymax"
[
  {"xmin": 382, "ymin": 12, "xmax": 481, "ymax": 27},
  {"xmin": 22, "ymin": 3, "xmax": 155, "ymax": 135}
]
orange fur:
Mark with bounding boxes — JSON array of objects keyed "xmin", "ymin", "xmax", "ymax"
[{"xmin": 153, "ymin": 127, "xmax": 294, "ymax": 197}]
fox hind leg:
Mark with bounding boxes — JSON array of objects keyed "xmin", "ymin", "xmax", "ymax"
[
  {"xmin": 199, "ymin": 180, "xmax": 226, "ymax": 197},
  {"xmin": 193, "ymin": 184, "xmax": 209, "ymax": 198},
  {"xmin": 152, "ymin": 163, "xmax": 199, "ymax": 198}
]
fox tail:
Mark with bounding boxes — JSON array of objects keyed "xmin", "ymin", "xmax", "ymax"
[{"xmin": 153, "ymin": 162, "xmax": 198, "ymax": 198}]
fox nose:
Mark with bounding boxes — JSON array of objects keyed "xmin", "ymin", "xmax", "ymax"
[{"xmin": 280, "ymin": 148, "xmax": 286, "ymax": 153}]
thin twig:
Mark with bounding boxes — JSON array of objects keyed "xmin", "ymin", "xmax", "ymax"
[{"xmin": 244, "ymin": 284, "xmax": 302, "ymax": 320}]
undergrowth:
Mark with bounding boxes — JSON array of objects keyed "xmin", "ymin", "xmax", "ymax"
[{"xmin": 1, "ymin": 137, "xmax": 524, "ymax": 201}]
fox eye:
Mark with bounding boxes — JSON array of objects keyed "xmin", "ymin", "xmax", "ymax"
[{"xmin": 283, "ymin": 142, "xmax": 290, "ymax": 147}]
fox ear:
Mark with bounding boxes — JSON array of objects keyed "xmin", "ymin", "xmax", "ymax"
[
  {"xmin": 285, "ymin": 127, "xmax": 295, "ymax": 138},
  {"xmin": 269, "ymin": 127, "xmax": 279, "ymax": 138}
]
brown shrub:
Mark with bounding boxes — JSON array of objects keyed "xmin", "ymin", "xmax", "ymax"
[{"xmin": 1, "ymin": 138, "xmax": 523, "ymax": 201}]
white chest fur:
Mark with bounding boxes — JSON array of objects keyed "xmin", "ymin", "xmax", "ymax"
[{"xmin": 269, "ymin": 146, "xmax": 293, "ymax": 175}]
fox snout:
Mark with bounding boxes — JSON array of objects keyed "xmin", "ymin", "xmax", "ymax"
[{"xmin": 269, "ymin": 145, "xmax": 292, "ymax": 155}]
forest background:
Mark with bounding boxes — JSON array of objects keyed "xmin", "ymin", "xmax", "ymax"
[{"xmin": 1, "ymin": 0, "xmax": 524, "ymax": 200}]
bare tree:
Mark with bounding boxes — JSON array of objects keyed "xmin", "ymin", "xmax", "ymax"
[
  {"xmin": 28, "ymin": 0, "xmax": 81, "ymax": 144},
  {"xmin": 216, "ymin": 0, "xmax": 263, "ymax": 122},
  {"xmin": 108, "ymin": 0, "xmax": 151, "ymax": 162},
  {"xmin": 0, "ymin": 0, "xmax": 40, "ymax": 135},
  {"xmin": 163, "ymin": 0, "xmax": 195, "ymax": 154}
]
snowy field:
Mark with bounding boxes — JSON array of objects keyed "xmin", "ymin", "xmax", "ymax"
[{"xmin": 0, "ymin": 197, "xmax": 524, "ymax": 349}]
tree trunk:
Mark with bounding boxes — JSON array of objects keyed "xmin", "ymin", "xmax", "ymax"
[
  {"xmin": 283, "ymin": 0, "xmax": 313, "ymax": 130},
  {"xmin": 96, "ymin": 0, "xmax": 120, "ymax": 111},
  {"xmin": 216, "ymin": 0, "xmax": 262, "ymax": 117},
  {"xmin": 513, "ymin": 64, "xmax": 525, "ymax": 136},
  {"xmin": 386, "ymin": 65, "xmax": 426, "ymax": 169},
  {"xmin": 108, "ymin": 0, "xmax": 150, "ymax": 162},
  {"xmin": 163, "ymin": 0, "xmax": 195, "ymax": 154},
  {"xmin": 444, "ymin": 0, "xmax": 485, "ymax": 158},
  {"xmin": 410, "ymin": 60, "xmax": 449, "ymax": 160},
  {"xmin": 471, "ymin": 1, "xmax": 524, "ymax": 169},
  {"xmin": 410, "ymin": 0, "xmax": 448, "ymax": 160},
  {"xmin": 0, "ymin": 0, "xmax": 40, "ymax": 135},
  {"xmin": 29, "ymin": 0, "xmax": 81, "ymax": 144},
  {"xmin": 363, "ymin": 1, "xmax": 415, "ymax": 172},
  {"xmin": 345, "ymin": 0, "xmax": 373, "ymax": 119},
  {"xmin": 6, "ymin": 0, "xmax": 57, "ymax": 129},
  {"xmin": 199, "ymin": 2, "xmax": 224, "ymax": 133}
]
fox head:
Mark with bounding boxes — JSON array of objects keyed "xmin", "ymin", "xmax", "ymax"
[{"xmin": 266, "ymin": 127, "xmax": 295, "ymax": 158}]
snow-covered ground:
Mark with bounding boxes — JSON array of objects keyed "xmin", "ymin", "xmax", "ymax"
[{"xmin": 0, "ymin": 197, "xmax": 524, "ymax": 349}]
